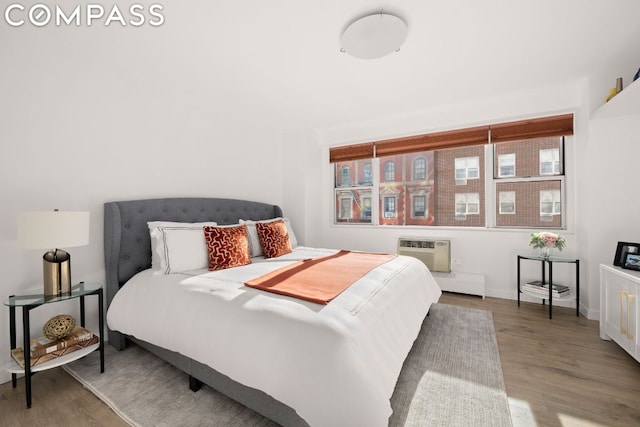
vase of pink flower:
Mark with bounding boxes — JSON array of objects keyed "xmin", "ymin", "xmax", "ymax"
[{"xmin": 529, "ymin": 231, "xmax": 566, "ymax": 259}]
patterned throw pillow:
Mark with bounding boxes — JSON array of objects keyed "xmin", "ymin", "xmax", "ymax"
[
  {"xmin": 255, "ymin": 219, "xmax": 292, "ymax": 258},
  {"xmin": 203, "ymin": 225, "xmax": 251, "ymax": 270}
]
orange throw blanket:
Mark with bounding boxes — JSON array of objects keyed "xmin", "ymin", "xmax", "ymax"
[{"xmin": 244, "ymin": 250, "xmax": 396, "ymax": 304}]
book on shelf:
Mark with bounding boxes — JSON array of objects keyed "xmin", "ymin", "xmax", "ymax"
[
  {"xmin": 30, "ymin": 326, "xmax": 93, "ymax": 358},
  {"xmin": 522, "ymin": 287, "xmax": 568, "ymax": 298},
  {"xmin": 11, "ymin": 334, "xmax": 99, "ymax": 368},
  {"xmin": 522, "ymin": 280, "xmax": 570, "ymax": 296}
]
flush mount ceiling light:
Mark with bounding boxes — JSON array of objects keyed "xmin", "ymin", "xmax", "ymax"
[{"xmin": 340, "ymin": 10, "xmax": 408, "ymax": 60}]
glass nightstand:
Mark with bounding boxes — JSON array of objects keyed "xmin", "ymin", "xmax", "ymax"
[
  {"xmin": 4, "ymin": 282, "xmax": 104, "ymax": 408},
  {"xmin": 517, "ymin": 254, "xmax": 580, "ymax": 319}
]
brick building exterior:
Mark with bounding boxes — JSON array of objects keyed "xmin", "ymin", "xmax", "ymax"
[
  {"xmin": 493, "ymin": 137, "xmax": 563, "ymax": 228},
  {"xmin": 433, "ymin": 146, "xmax": 486, "ymax": 227}
]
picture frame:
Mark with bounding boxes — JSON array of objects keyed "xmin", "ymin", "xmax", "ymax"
[
  {"xmin": 623, "ymin": 253, "xmax": 640, "ymax": 271},
  {"xmin": 613, "ymin": 241, "xmax": 640, "ymax": 267}
]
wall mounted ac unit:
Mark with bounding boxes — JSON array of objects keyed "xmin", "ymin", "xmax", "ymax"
[{"xmin": 397, "ymin": 237, "xmax": 451, "ymax": 273}]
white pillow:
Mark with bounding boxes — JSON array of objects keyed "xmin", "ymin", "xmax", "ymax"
[
  {"xmin": 239, "ymin": 217, "xmax": 298, "ymax": 257},
  {"xmin": 147, "ymin": 221, "xmax": 217, "ymax": 273}
]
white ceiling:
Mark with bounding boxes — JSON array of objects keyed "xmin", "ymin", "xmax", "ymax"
[{"xmin": 5, "ymin": 0, "xmax": 640, "ymax": 131}]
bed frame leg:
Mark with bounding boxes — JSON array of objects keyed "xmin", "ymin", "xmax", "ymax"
[
  {"xmin": 108, "ymin": 330, "xmax": 128, "ymax": 350},
  {"xmin": 189, "ymin": 375, "xmax": 202, "ymax": 392}
]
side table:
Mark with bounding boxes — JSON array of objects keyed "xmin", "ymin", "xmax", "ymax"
[
  {"xmin": 4, "ymin": 282, "xmax": 104, "ymax": 408},
  {"xmin": 517, "ymin": 254, "xmax": 580, "ymax": 319}
]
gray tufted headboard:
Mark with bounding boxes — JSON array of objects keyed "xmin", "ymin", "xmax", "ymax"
[{"xmin": 104, "ymin": 197, "xmax": 283, "ymax": 309}]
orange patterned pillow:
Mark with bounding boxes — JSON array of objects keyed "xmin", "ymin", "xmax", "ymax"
[
  {"xmin": 255, "ymin": 219, "xmax": 292, "ymax": 258},
  {"xmin": 203, "ymin": 225, "xmax": 251, "ymax": 270}
]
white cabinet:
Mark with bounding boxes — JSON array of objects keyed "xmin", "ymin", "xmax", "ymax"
[{"xmin": 600, "ymin": 264, "xmax": 639, "ymax": 362}]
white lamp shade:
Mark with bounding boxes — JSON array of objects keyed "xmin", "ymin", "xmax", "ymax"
[
  {"xmin": 18, "ymin": 211, "xmax": 90, "ymax": 249},
  {"xmin": 341, "ymin": 12, "xmax": 408, "ymax": 59}
]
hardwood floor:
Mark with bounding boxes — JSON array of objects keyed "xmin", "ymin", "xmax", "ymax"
[
  {"xmin": 440, "ymin": 292, "xmax": 640, "ymax": 427},
  {"xmin": 1, "ymin": 293, "xmax": 639, "ymax": 426},
  {"xmin": 0, "ymin": 367, "xmax": 127, "ymax": 427}
]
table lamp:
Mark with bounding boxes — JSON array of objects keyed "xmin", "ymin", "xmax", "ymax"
[{"xmin": 18, "ymin": 210, "xmax": 90, "ymax": 297}]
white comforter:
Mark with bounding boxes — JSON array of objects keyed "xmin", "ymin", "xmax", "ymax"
[{"xmin": 107, "ymin": 247, "xmax": 442, "ymax": 426}]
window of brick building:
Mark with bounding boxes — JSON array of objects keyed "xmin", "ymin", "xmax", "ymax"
[
  {"xmin": 499, "ymin": 191, "xmax": 516, "ymax": 214},
  {"xmin": 498, "ymin": 153, "xmax": 515, "ymax": 177},
  {"xmin": 362, "ymin": 163, "xmax": 372, "ymax": 184},
  {"xmin": 384, "ymin": 161, "xmax": 395, "ymax": 182},
  {"xmin": 413, "ymin": 158, "xmax": 427, "ymax": 180},
  {"xmin": 362, "ymin": 197, "xmax": 372, "ymax": 219},
  {"xmin": 383, "ymin": 196, "xmax": 397, "ymax": 218},
  {"xmin": 340, "ymin": 166, "xmax": 351, "ymax": 186},
  {"xmin": 455, "ymin": 193, "xmax": 480, "ymax": 215},
  {"xmin": 412, "ymin": 195, "xmax": 427, "ymax": 218},
  {"xmin": 540, "ymin": 189, "xmax": 561, "ymax": 215},
  {"xmin": 339, "ymin": 197, "xmax": 352, "ymax": 219},
  {"xmin": 455, "ymin": 157, "xmax": 479, "ymax": 180},
  {"xmin": 540, "ymin": 149, "xmax": 560, "ymax": 175}
]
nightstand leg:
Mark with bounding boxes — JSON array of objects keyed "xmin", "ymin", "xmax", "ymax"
[
  {"xmin": 98, "ymin": 288, "xmax": 104, "ymax": 373},
  {"xmin": 23, "ymin": 306, "xmax": 32, "ymax": 408},
  {"xmin": 9, "ymin": 303, "xmax": 17, "ymax": 388},
  {"xmin": 80, "ymin": 295, "xmax": 86, "ymax": 327},
  {"xmin": 576, "ymin": 260, "xmax": 580, "ymax": 317},
  {"xmin": 549, "ymin": 262, "xmax": 553, "ymax": 319},
  {"xmin": 517, "ymin": 256, "xmax": 521, "ymax": 307},
  {"xmin": 541, "ymin": 261, "xmax": 546, "ymax": 307}
]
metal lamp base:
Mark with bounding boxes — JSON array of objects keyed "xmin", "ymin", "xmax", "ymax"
[{"xmin": 43, "ymin": 249, "xmax": 71, "ymax": 297}]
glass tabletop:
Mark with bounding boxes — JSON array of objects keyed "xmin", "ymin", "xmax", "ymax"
[
  {"xmin": 4, "ymin": 282, "xmax": 102, "ymax": 307},
  {"xmin": 519, "ymin": 254, "xmax": 578, "ymax": 263}
]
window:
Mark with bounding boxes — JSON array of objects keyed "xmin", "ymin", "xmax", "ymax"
[
  {"xmin": 455, "ymin": 157, "xmax": 479, "ymax": 180},
  {"xmin": 540, "ymin": 189, "xmax": 561, "ymax": 215},
  {"xmin": 339, "ymin": 197, "xmax": 352, "ymax": 219},
  {"xmin": 340, "ymin": 166, "xmax": 351, "ymax": 186},
  {"xmin": 494, "ymin": 137, "xmax": 564, "ymax": 228},
  {"xmin": 384, "ymin": 161, "xmax": 395, "ymax": 182},
  {"xmin": 540, "ymin": 149, "xmax": 560, "ymax": 175},
  {"xmin": 362, "ymin": 163, "xmax": 372, "ymax": 184},
  {"xmin": 412, "ymin": 195, "xmax": 426, "ymax": 218},
  {"xmin": 498, "ymin": 153, "xmax": 515, "ymax": 177},
  {"xmin": 455, "ymin": 193, "xmax": 480, "ymax": 215},
  {"xmin": 333, "ymin": 159, "xmax": 374, "ymax": 224},
  {"xmin": 383, "ymin": 196, "xmax": 396, "ymax": 218},
  {"xmin": 413, "ymin": 158, "xmax": 426, "ymax": 180},
  {"xmin": 499, "ymin": 191, "xmax": 515, "ymax": 214},
  {"xmin": 330, "ymin": 113, "xmax": 572, "ymax": 229},
  {"xmin": 362, "ymin": 197, "xmax": 371, "ymax": 218}
]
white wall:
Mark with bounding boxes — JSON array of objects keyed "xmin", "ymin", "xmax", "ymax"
[
  {"xmin": 306, "ymin": 80, "xmax": 592, "ymax": 312},
  {"xmin": 0, "ymin": 32, "xmax": 285, "ymax": 385},
  {"xmin": 586, "ymin": 79, "xmax": 640, "ymax": 318},
  {"xmin": 280, "ymin": 127, "xmax": 323, "ymax": 247}
]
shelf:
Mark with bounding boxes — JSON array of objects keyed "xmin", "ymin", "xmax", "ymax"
[
  {"xmin": 4, "ymin": 342, "xmax": 99, "ymax": 374},
  {"xmin": 520, "ymin": 288, "xmax": 574, "ymax": 301},
  {"xmin": 591, "ymin": 77, "xmax": 640, "ymax": 120},
  {"xmin": 4, "ymin": 282, "xmax": 102, "ymax": 307}
]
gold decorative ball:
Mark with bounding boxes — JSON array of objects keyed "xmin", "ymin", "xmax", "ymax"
[{"xmin": 43, "ymin": 314, "xmax": 76, "ymax": 340}]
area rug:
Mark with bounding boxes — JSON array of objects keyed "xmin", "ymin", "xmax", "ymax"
[{"xmin": 64, "ymin": 304, "xmax": 512, "ymax": 426}]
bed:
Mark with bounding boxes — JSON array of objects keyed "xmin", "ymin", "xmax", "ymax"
[{"xmin": 104, "ymin": 197, "xmax": 442, "ymax": 426}]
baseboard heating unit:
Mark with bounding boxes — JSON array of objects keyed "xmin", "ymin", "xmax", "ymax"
[
  {"xmin": 430, "ymin": 271, "xmax": 485, "ymax": 299},
  {"xmin": 397, "ymin": 237, "xmax": 484, "ymax": 298}
]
